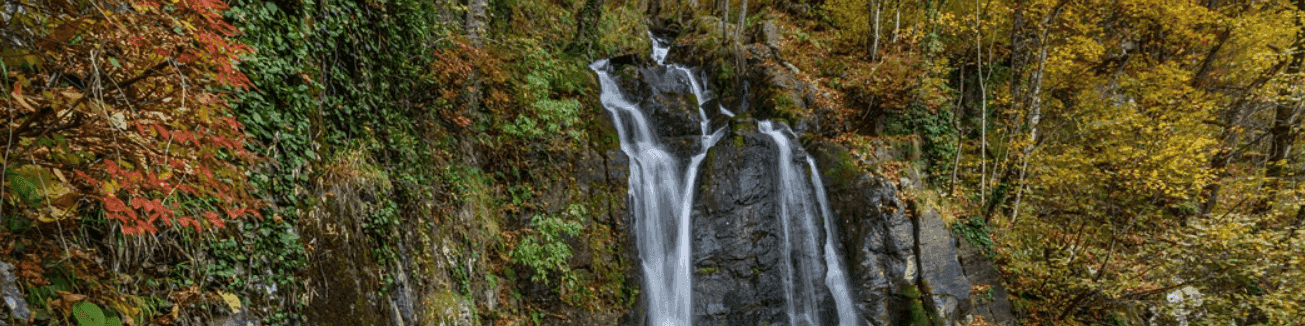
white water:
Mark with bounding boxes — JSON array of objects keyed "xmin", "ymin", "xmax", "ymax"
[
  {"xmin": 591, "ymin": 38, "xmax": 723, "ymax": 325},
  {"xmin": 650, "ymin": 32, "xmax": 670, "ymax": 65},
  {"xmin": 761, "ymin": 121, "xmax": 859, "ymax": 326},
  {"xmin": 809, "ymin": 158, "xmax": 860, "ymax": 326},
  {"xmin": 595, "ymin": 33, "xmax": 857, "ymax": 326}
]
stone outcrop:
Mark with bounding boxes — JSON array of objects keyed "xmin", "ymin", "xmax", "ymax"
[{"xmin": 603, "ymin": 42, "xmax": 1016, "ymax": 325}]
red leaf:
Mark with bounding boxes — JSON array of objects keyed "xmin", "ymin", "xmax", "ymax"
[
  {"xmin": 126, "ymin": 170, "xmax": 143, "ymax": 185},
  {"xmin": 181, "ymin": 216, "xmax": 201, "ymax": 232},
  {"xmin": 146, "ymin": 171, "xmax": 162, "ymax": 189},
  {"xmin": 204, "ymin": 211, "xmax": 225, "ymax": 228},
  {"xmin": 223, "ymin": 117, "xmax": 240, "ymax": 130},
  {"xmin": 153, "ymin": 124, "xmax": 171, "ymax": 139},
  {"xmin": 174, "ymin": 130, "xmax": 193, "ymax": 144},
  {"xmin": 224, "ymin": 206, "xmax": 245, "ymax": 218},
  {"xmin": 139, "ymin": 220, "xmax": 157, "ymax": 234},
  {"xmin": 104, "ymin": 196, "xmax": 130, "ymax": 212},
  {"xmin": 74, "ymin": 169, "xmax": 100, "ymax": 186},
  {"xmin": 105, "ymin": 159, "xmax": 121, "ymax": 176}
]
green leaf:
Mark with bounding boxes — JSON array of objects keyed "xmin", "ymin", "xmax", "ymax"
[
  {"xmin": 107, "ymin": 57, "xmax": 121, "ymax": 68},
  {"xmin": 73, "ymin": 302, "xmax": 106, "ymax": 326}
]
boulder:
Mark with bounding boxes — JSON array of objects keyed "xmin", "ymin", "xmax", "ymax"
[
  {"xmin": 1, "ymin": 261, "xmax": 31, "ymax": 323},
  {"xmin": 916, "ymin": 209, "xmax": 970, "ymax": 325}
]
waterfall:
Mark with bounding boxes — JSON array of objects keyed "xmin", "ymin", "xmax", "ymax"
[
  {"xmin": 809, "ymin": 157, "xmax": 860, "ymax": 326},
  {"xmin": 594, "ymin": 33, "xmax": 858, "ymax": 326},
  {"xmin": 650, "ymin": 32, "xmax": 670, "ymax": 65},
  {"xmin": 760, "ymin": 121, "xmax": 858, "ymax": 326},
  {"xmin": 591, "ymin": 36, "xmax": 724, "ymax": 326}
]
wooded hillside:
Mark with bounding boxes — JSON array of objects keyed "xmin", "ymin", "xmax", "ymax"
[{"xmin": 3, "ymin": 0, "xmax": 1302, "ymax": 324}]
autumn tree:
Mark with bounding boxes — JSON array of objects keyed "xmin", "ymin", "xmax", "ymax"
[
  {"xmin": 2, "ymin": 0, "xmax": 262, "ymax": 234},
  {"xmin": 972, "ymin": 0, "xmax": 1305, "ymax": 323}
]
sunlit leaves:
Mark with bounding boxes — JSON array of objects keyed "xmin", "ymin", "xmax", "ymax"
[{"xmin": 930, "ymin": 0, "xmax": 1305, "ymax": 323}]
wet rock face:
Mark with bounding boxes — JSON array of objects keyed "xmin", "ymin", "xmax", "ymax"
[
  {"xmin": 603, "ymin": 37, "xmax": 1014, "ymax": 326},
  {"xmin": 689, "ymin": 133, "xmax": 850, "ymax": 326},
  {"xmin": 823, "ymin": 172, "xmax": 918, "ymax": 326},
  {"xmin": 690, "ymin": 133, "xmax": 787, "ymax": 325},
  {"xmin": 609, "ymin": 62, "xmax": 720, "ymax": 157},
  {"xmin": 957, "ymin": 239, "xmax": 1015, "ymax": 325},
  {"xmin": 917, "ymin": 209, "xmax": 971, "ymax": 323}
]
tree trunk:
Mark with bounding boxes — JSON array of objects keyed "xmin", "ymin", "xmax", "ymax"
[
  {"xmin": 460, "ymin": 0, "xmax": 489, "ymax": 165},
  {"xmin": 870, "ymin": 0, "xmax": 881, "ymax": 60},
  {"xmin": 465, "ymin": 0, "xmax": 488, "ymax": 48},
  {"xmin": 647, "ymin": 0, "xmax": 661, "ymax": 20},
  {"xmin": 1269, "ymin": 3, "xmax": 1305, "ymax": 180},
  {"xmin": 572, "ymin": 0, "xmax": 606, "ymax": 50},
  {"xmin": 720, "ymin": 0, "xmax": 729, "ymax": 39},
  {"xmin": 977, "ymin": 0, "xmax": 989, "ymax": 206},
  {"xmin": 737, "ymin": 0, "xmax": 747, "ymax": 41},
  {"xmin": 1009, "ymin": 0, "xmax": 1068, "ymax": 223},
  {"xmin": 1257, "ymin": 1, "xmax": 1305, "ymax": 212}
]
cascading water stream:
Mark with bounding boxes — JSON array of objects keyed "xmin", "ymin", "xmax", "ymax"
[
  {"xmin": 809, "ymin": 157, "xmax": 860, "ymax": 326},
  {"xmin": 594, "ymin": 33, "xmax": 858, "ymax": 326},
  {"xmin": 759, "ymin": 121, "xmax": 858, "ymax": 326},
  {"xmin": 591, "ymin": 35, "xmax": 723, "ymax": 326}
]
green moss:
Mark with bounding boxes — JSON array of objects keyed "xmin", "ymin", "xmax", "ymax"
[
  {"xmin": 902, "ymin": 284, "xmax": 928, "ymax": 326},
  {"xmin": 730, "ymin": 120, "xmax": 753, "ymax": 148},
  {"xmin": 822, "ymin": 146, "xmax": 863, "ymax": 182},
  {"xmin": 900, "ymin": 282, "xmax": 944, "ymax": 326},
  {"xmin": 424, "ymin": 289, "xmax": 465, "ymax": 325},
  {"xmin": 696, "ymin": 266, "xmax": 720, "ymax": 275},
  {"xmin": 759, "ymin": 88, "xmax": 806, "ymax": 126}
]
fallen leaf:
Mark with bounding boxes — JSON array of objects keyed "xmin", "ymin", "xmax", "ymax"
[{"xmin": 217, "ymin": 291, "xmax": 242, "ymax": 312}]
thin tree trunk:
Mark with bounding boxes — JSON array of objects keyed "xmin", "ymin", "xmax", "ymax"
[
  {"xmin": 949, "ymin": 65, "xmax": 966, "ymax": 196},
  {"xmin": 871, "ymin": 0, "xmax": 881, "ymax": 60},
  {"xmin": 977, "ymin": 0, "xmax": 989, "ymax": 206},
  {"xmin": 1258, "ymin": 13, "xmax": 1305, "ymax": 213},
  {"xmin": 465, "ymin": 0, "xmax": 487, "ymax": 48},
  {"xmin": 1266, "ymin": 6, "xmax": 1305, "ymax": 183},
  {"xmin": 1010, "ymin": 0, "xmax": 1068, "ymax": 223},
  {"xmin": 721, "ymin": 0, "xmax": 729, "ymax": 40},
  {"xmin": 737, "ymin": 0, "xmax": 747, "ymax": 42},
  {"xmin": 1199, "ymin": 23, "xmax": 1296, "ymax": 218},
  {"xmin": 892, "ymin": 0, "xmax": 901, "ymax": 44},
  {"xmin": 462, "ymin": 0, "xmax": 488, "ymax": 127},
  {"xmin": 572, "ymin": 0, "xmax": 606, "ymax": 50}
]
